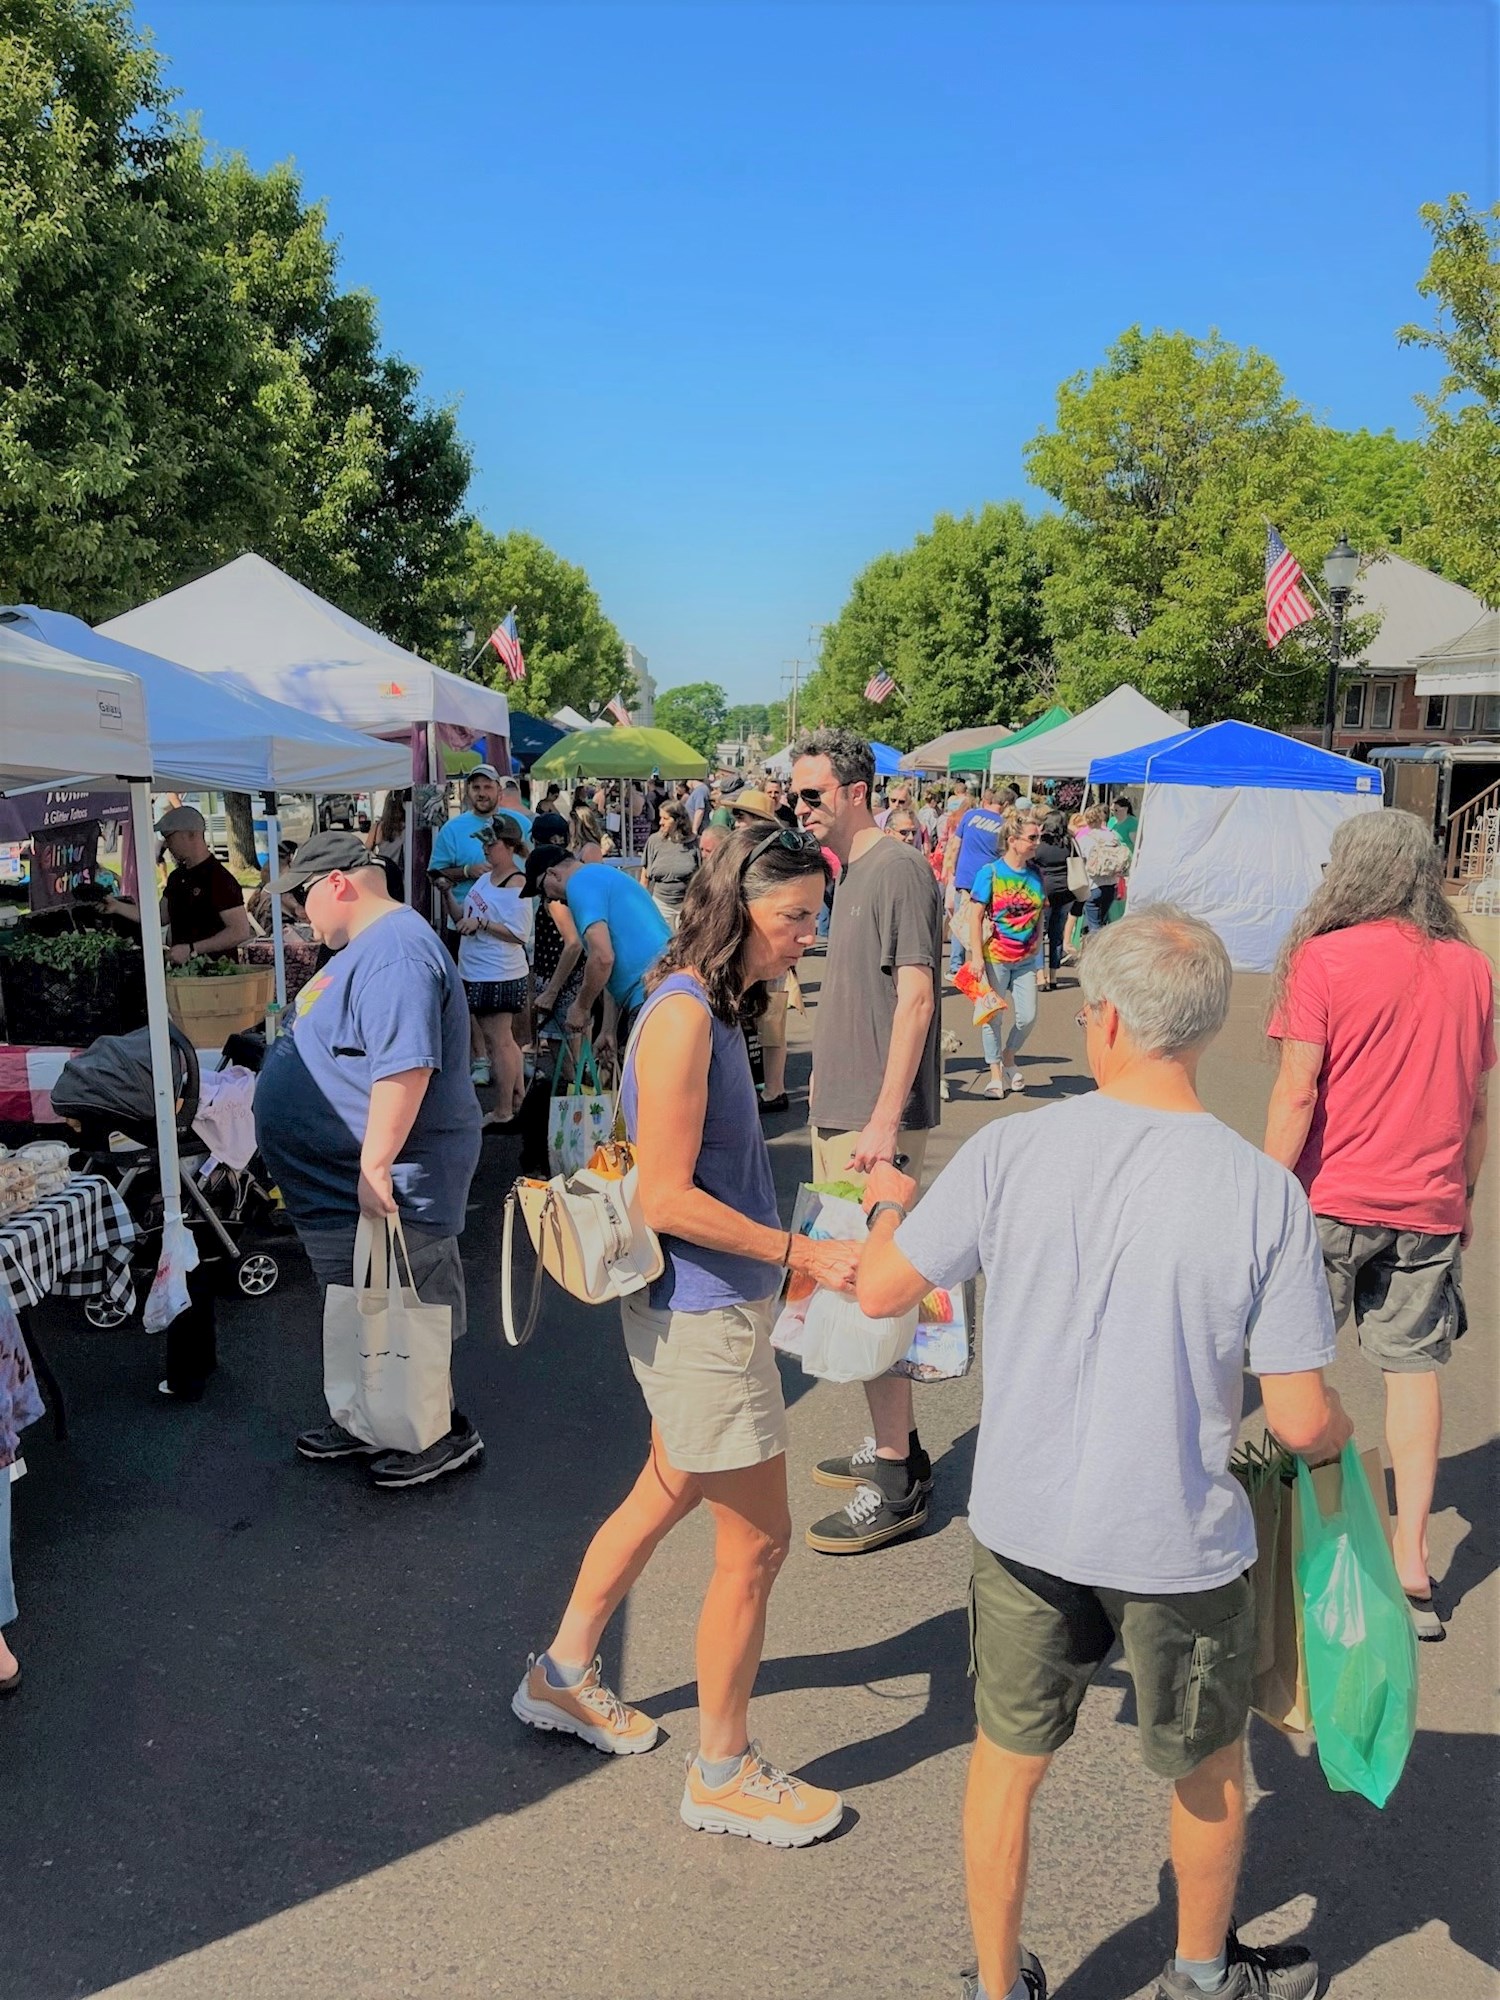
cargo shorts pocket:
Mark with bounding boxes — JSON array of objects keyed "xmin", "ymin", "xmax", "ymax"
[{"xmin": 1181, "ymin": 1593, "xmax": 1256, "ymax": 1770}]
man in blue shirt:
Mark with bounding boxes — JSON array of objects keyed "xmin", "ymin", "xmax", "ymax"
[
  {"xmin": 429, "ymin": 765, "xmax": 534, "ymax": 1079},
  {"xmin": 254, "ymin": 832, "xmax": 484, "ymax": 1490},
  {"xmin": 520, "ymin": 845, "xmax": 669, "ymax": 1053},
  {"xmin": 943, "ymin": 788, "xmax": 1013, "ymax": 975}
]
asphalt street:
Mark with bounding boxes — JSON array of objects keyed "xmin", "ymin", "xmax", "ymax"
[{"xmin": 3, "ymin": 937, "xmax": 1496, "ymax": 2000}]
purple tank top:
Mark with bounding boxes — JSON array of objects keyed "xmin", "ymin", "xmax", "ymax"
[{"xmin": 622, "ymin": 972, "xmax": 783, "ymax": 1312}]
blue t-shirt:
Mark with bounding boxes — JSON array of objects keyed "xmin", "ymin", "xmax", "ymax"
[
  {"xmin": 430, "ymin": 806, "xmax": 534, "ymax": 911},
  {"xmin": 565, "ymin": 864, "xmax": 670, "ymax": 1009},
  {"xmin": 952, "ymin": 807, "xmax": 1007, "ymax": 893},
  {"xmin": 254, "ymin": 908, "xmax": 481, "ymax": 1235}
]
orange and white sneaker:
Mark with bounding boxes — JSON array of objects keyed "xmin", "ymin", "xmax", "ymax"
[
  {"xmin": 511, "ymin": 1653, "xmax": 660, "ymax": 1755},
  {"xmin": 679, "ymin": 1741, "xmax": 843, "ymax": 1847}
]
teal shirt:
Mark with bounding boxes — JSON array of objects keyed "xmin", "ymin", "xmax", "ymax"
[{"xmin": 565, "ymin": 864, "xmax": 670, "ymax": 1009}]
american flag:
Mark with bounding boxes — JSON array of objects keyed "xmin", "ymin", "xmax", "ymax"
[
  {"xmin": 864, "ymin": 669, "xmax": 896, "ymax": 705},
  {"xmin": 605, "ymin": 693, "xmax": 631, "ymax": 726},
  {"xmin": 488, "ymin": 609, "xmax": 526, "ymax": 681},
  {"xmin": 1265, "ymin": 527, "xmax": 1316, "ymax": 648}
]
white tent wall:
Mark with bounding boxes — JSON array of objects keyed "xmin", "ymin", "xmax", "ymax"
[{"xmin": 1130, "ymin": 783, "xmax": 1383, "ymax": 972}]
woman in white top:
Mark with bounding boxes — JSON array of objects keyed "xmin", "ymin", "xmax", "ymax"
[{"xmin": 448, "ymin": 816, "xmax": 531, "ymax": 1126}]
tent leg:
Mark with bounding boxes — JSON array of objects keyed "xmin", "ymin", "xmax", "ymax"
[
  {"xmin": 264, "ymin": 809, "xmax": 286, "ymax": 1011},
  {"xmin": 128, "ymin": 782, "xmax": 184, "ymax": 1232}
]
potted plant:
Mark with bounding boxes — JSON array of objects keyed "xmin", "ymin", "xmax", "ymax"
[
  {"xmin": 0, "ymin": 922, "xmax": 147, "ymax": 1045},
  {"xmin": 165, "ymin": 954, "xmax": 275, "ymax": 1044}
]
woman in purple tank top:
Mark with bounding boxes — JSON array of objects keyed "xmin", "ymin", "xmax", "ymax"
[{"xmin": 513, "ymin": 825, "xmax": 861, "ymax": 1845}]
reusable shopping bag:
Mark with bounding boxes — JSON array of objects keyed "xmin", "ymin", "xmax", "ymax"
[
  {"xmin": 322, "ymin": 1215, "xmax": 452, "ymax": 1454},
  {"xmin": 547, "ymin": 1039, "xmax": 615, "ymax": 1178},
  {"xmin": 1295, "ymin": 1443, "xmax": 1418, "ymax": 1807}
]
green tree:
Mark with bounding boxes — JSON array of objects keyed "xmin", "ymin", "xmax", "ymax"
[
  {"xmin": 0, "ymin": 0, "xmax": 275, "ymax": 617},
  {"xmin": 655, "ymin": 681, "xmax": 729, "ymax": 758},
  {"xmin": 1312, "ymin": 428, "xmax": 1429, "ymax": 552},
  {"xmin": 800, "ymin": 503, "xmax": 1051, "ymax": 747},
  {"xmin": 724, "ymin": 702, "xmax": 770, "ymax": 743},
  {"xmin": 453, "ymin": 523, "xmax": 626, "ymax": 716},
  {"xmin": 1400, "ymin": 194, "xmax": 1500, "ymax": 605}
]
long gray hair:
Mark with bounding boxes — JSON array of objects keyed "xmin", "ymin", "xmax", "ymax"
[{"xmin": 1267, "ymin": 808, "xmax": 1471, "ymax": 1027}]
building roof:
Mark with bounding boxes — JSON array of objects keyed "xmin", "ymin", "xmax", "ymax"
[{"xmin": 1349, "ymin": 553, "xmax": 1487, "ymax": 673}]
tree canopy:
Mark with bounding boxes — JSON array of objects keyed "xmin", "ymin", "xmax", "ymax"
[
  {"xmin": 655, "ymin": 681, "xmax": 729, "ymax": 758},
  {"xmin": 451, "ymin": 524, "xmax": 626, "ymax": 719}
]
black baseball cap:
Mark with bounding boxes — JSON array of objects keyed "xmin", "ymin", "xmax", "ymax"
[
  {"xmin": 267, "ymin": 830, "xmax": 377, "ymax": 893},
  {"xmin": 519, "ymin": 844, "xmax": 573, "ymax": 897},
  {"xmin": 531, "ymin": 810, "xmax": 569, "ymax": 845}
]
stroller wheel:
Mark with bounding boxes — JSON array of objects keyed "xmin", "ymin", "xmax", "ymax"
[
  {"xmin": 84, "ymin": 1296, "xmax": 131, "ymax": 1329},
  {"xmin": 236, "ymin": 1251, "xmax": 280, "ymax": 1297}
]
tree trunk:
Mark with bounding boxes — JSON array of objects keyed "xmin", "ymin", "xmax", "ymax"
[{"xmin": 224, "ymin": 792, "xmax": 259, "ymax": 876}]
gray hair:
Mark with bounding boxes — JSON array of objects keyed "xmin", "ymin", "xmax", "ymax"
[
  {"xmin": 1267, "ymin": 807, "xmax": 1469, "ymax": 1026},
  {"xmin": 791, "ymin": 726, "xmax": 875, "ymax": 801},
  {"xmin": 1080, "ymin": 905, "xmax": 1232, "ymax": 1055}
]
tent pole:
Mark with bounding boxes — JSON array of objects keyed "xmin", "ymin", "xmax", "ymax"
[
  {"xmin": 264, "ymin": 805, "xmax": 286, "ymax": 1011},
  {"xmin": 128, "ymin": 781, "xmax": 184, "ymax": 1233}
]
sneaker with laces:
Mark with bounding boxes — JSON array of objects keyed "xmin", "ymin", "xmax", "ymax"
[
  {"xmin": 295, "ymin": 1418, "xmax": 380, "ymax": 1461},
  {"xmin": 367, "ymin": 1413, "xmax": 484, "ymax": 1488},
  {"xmin": 1153, "ymin": 1925, "xmax": 1318, "ymax": 2000},
  {"xmin": 679, "ymin": 1741, "xmax": 843, "ymax": 1847},
  {"xmin": 813, "ymin": 1436, "xmax": 933, "ymax": 1492},
  {"xmin": 511, "ymin": 1653, "xmax": 660, "ymax": 1755},
  {"xmin": 805, "ymin": 1469, "xmax": 929, "ymax": 1554},
  {"xmin": 959, "ymin": 1947, "xmax": 1047, "ymax": 1998}
]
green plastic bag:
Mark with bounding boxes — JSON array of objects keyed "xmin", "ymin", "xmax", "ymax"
[{"xmin": 1295, "ymin": 1444, "xmax": 1419, "ymax": 1807}]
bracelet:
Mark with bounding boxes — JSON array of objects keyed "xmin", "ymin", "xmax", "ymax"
[{"xmin": 867, "ymin": 1199, "xmax": 907, "ymax": 1228}]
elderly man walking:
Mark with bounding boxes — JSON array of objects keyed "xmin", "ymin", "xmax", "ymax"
[
  {"xmin": 1265, "ymin": 808, "xmax": 1493, "ymax": 1640},
  {"xmin": 858, "ymin": 910, "xmax": 1349, "ymax": 2000}
]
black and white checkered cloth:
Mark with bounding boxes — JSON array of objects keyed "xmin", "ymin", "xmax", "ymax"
[{"xmin": 0, "ymin": 1173, "xmax": 137, "ymax": 1314}]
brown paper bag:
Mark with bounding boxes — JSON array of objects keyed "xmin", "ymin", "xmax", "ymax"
[{"xmin": 1245, "ymin": 1444, "xmax": 1389, "ymax": 1737}]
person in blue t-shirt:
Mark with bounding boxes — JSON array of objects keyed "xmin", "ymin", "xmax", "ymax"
[
  {"xmin": 942, "ymin": 787, "xmax": 1015, "ymax": 975},
  {"xmin": 428, "ymin": 766, "xmax": 534, "ymax": 914},
  {"xmin": 520, "ymin": 845, "xmax": 670, "ymax": 1054}
]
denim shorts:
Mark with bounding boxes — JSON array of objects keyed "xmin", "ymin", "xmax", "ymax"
[{"xmin": 1315, "ymin": 1216, "xmax": 1466, "ymax": 1371}]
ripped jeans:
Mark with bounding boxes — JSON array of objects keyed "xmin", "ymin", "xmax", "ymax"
[{"xmin": 979, "ymin": 955, "xmax": 1039, "ymax": 1065}]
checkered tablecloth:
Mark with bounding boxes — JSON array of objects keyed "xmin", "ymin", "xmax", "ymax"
[{"xmin": 0, "ymin": 1173, "xmax": 137, "ymax": 1314}]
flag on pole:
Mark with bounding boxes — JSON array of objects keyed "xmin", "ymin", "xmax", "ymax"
[
  {"xmin": 1265, "ymin": 527, "xmax": 1316, "ymax": 648},
  {"xmin": 864, "ymin": 670, "xmax": 897, "ymax": 705},
  {"xmin": 605, "ymin": 694, "xmax": 631, "ymax": 726},
  {"xmin": 488, "ymin": 610, "xmax": 527, "ymax": 681}
]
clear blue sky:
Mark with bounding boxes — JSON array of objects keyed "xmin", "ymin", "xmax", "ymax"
[{"xmin": 141, "ymin": 0, "xmax": 1496, "ymax": 705}]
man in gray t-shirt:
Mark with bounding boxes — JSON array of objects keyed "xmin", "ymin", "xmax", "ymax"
[{"xmin": 857, "ymin": 909, "xmax": 1349, "ymax": 2000}]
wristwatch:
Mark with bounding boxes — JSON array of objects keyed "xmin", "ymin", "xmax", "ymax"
[{"xmin": 866, "ymin": 1199, "xmax": 908, "ymax": 1229}]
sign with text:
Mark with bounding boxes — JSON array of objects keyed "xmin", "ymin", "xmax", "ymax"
[{"xmin": 29, "ymin": 818, "xmax": 102, "ymax": 911}]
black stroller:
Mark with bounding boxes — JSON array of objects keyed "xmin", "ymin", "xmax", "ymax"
[{"xmin": 51, "ymin": 1022, "xmax": 285, "ymax": 1327}]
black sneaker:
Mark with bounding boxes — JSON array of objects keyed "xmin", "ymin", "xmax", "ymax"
[
  {"xmin": 368, "ymin": 1413, "xmax": 484, "ymax": 1489},
  {"xmin": 296, "ymin": 1419, "xmax": 380, "ymax": 1461},
  {"xmin": 813, "ymin": 1436, "xmax": 933, "ymax": 1492},
  {"xmin": 758, "ymin": 1093, "xmax": 790, "ymax": 1116},
  {"xmin": 959, "ymin": 1947, "xmax": 1047, "ymax": 1998},
  {"xmin": 1154, "ymin": 1925, "xmax": 1318, "ymax": 2000},
  {"xmin": 806, "ymin": 1459, "xmax": 929, "ymax": 1554}
]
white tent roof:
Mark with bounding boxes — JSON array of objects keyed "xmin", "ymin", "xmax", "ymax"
[
  {"xmin": 3, "ymin": 608, "xmax": 409, "ymax": 794},
  {"xmin": 0, "ymin": 625, "xmax": 152, "ymax": 790},
  {"xmin": 992, "ymin": 685, "xmax": 1184, "ymax": 778},
  {"xmin": 100, "ymin": 552, "xmax": 510, "ymax": 740}
]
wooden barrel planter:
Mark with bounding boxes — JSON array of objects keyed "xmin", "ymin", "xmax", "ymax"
[{"xmin": 165, "ymin": 966, "xmax": 275, "ymax": 1046}]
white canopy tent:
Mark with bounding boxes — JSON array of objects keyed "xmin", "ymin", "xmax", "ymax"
[
  {"xmin": 0, "ymin": 626, "xmax": 183, "ymax": 1240},
  {"xmin": 990, "ymin": 685, "xmax": 1183, "ymax": 780}
]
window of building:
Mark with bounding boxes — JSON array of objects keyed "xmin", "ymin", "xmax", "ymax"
[
  {"xmin": 1370, "ymin": 682, "xmax": 1395, "ymax": 729},
  {"xmin": 1423, "ymin": 695, "xmax": 1447, "ymax": 729},
  {"xmin": 1453, "ymin": 694, "xmax": 1477, "ymax": 731},
  {"xmin": 1341, "ymin": 682, "xmax": 1365, "ymax": 728},
  {"xmin": 1480, "ymin": 695, "xmax": 1500, "ymax": 733}
]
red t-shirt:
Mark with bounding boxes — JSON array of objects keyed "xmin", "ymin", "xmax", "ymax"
[{"xmin": 1269, "ymin": 919, "xmax": 1495, "ymax": 1233}]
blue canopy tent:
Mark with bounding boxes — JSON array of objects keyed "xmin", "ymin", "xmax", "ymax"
[
  {"xmin": 871, "ymin": 741, "xmax": 904, "ymax": 778},
  {"xmin": 504, "ymin": 712, "xmax": 568, "ymax": 771},
  {"xmin": 1090, "ymin": 720, "xmax": 1383, "ymax": 971}
]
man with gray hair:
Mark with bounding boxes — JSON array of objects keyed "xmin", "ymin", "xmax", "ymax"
[{"xmin": 857, "ymin": 908, "xmax": 1349, "ymax": 2000}]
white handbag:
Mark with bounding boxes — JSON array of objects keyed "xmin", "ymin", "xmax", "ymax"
[{"xmin": 322, "ymin": 1214, "xmax": 453, "ymax": 1453}]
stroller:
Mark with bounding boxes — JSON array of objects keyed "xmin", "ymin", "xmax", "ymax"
[{"xmin": 51, "ymin": 1022, "xmax": 285, "ymax": 1328}]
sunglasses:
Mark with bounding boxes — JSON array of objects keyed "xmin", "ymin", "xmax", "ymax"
[
  {"xmin": 791, "ymin": 783, "xmax": 845, "ymax": 809},
  {"xmin": 741, "ymin": 826, "xmax": 826, "ymax": 874}
]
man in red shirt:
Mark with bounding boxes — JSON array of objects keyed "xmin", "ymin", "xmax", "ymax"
[{"xmin": 1265, "ymin": 809, "xmax": 1493, "ymax": 1640}]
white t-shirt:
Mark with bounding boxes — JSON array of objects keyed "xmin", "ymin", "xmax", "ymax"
[
  {"xmin": 895, "ymin": 1091, "xmax": 1337, "ymax": 1593},
  {"xmin": 457, "ymin": 873, "xmax": 530, "ymax": 983}
]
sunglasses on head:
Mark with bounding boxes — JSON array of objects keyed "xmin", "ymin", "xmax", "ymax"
[{"xmin": 740, "ymin": 826, "xmax": 825, "ymax": 873}]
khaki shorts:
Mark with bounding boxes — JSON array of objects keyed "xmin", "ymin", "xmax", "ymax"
[
  {"xmin": 758, "ymin": 982, "xmax": 790, "ymax": 1049},
  {"xmin": 620, "ymin": 1292, "xmax": 786, "ymax": 1474},
  {"xmin": 1315, "ymin": 1216, "xmax": 1466, "ymax": 1373},
  {"xmin": 968, "ymin": 1537, "xmax": 1255, "ymax": 1781},
  {"xmin": 810, "ymin": 1126, "xmax": 931, "ymax": 1187}
]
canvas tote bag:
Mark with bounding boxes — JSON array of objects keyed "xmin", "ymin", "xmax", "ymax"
[{"xmin": 322, "ymin": 1214, "xmax": 453, "ymax": 1454}]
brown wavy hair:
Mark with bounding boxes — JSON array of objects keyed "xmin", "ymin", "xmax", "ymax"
[{"xmin": 646, "ymin": 823, "xmax": 829, "ymax": 1025}]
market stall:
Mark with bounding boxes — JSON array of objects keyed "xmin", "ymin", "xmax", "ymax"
[
  {"xmin": 989, "ymin": 685, "xmax": 1181, "ymax": 781},
  {"xmin": 949, "ymin": 704, "xmax": 1069, "ymax": 777},
  {"xmin": 529, "ymin": 725, "xmax": 708, "ymax": 860},
  {"xmin": 1089, "ymin": 719, "xmax": 1383, "ymax": 971}
]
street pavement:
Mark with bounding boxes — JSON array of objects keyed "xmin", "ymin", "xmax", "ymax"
[{"xmin": 4, "ymin": 936, "xmax": 1496, "ymax": 2000}]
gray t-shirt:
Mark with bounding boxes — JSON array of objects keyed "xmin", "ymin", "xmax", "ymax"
[
  {"xmin": 642, "ymin": 833, "xmax": 700, "ymax": 908},
  {"xmin": 895, "ymin": 1091, "xmax": 1337, "ymax": 1593},
  {"xmin": 811, "ymin": 836, "xmax": 943, "ymax": 1133}
]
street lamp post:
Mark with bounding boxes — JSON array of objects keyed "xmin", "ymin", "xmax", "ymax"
[{"xmin": 1320, "ymin": 534, "xmax": 1360, "ymax": 751}]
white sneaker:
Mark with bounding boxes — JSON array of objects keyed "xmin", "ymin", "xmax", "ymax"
[{"xmin": 1005, "ymin": 1068, "xmax": 1026, "ymax": 1093}]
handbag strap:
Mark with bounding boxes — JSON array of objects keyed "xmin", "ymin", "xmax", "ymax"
[
  {"xmin": 353, "ymin": 1211, "xmax": 419, "ymax": 1295},
  {"xmin": 500, "ymin": 1186, "xmax": 549, "ymax": 1347},
  {"xmin": 608, "ymin": 1004, "xmax": 654, "ymax": 1141}
]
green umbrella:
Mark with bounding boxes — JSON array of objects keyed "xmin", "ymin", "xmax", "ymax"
[{"xmin": 529, "ymin": 724, "xmax": 708, "ymax": 782}]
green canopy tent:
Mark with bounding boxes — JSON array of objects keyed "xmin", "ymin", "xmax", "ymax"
[
  {"xmin": 946, "ymin": 704, "xmax": 1070, "ymax": 776},
  {"xmin": 984, "ymin": 703, "xmax": 1071, "ymax": 775},
  {"xmin": 529, "ymin": 725, "xmax": 708, "ymax": 782}
]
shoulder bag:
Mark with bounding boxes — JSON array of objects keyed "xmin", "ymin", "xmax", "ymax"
[{"xmin": 1066, "ymin": 839, "xmax": 1091, "ymax": 898}]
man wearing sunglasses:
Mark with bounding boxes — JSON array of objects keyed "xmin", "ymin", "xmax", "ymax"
[{"xmin": 790, "ymin": 727, "xmax": 944, "ymax": 1556}]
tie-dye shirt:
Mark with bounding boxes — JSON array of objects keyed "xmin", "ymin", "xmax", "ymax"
[{"xmin": 972, "ymin": 858, "xmax": 1045, "ymax": 965}]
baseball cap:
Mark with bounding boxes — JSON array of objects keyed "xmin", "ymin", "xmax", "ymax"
[
  {"xmin": 267, "ymin": 830, "xmax": 377, "ymax": 893},
  {"xmin": 465, "ymin": 763, "xmax": 502, "ymax": 784},
  {"xmin": 531, "ymin": 810, "xmax": 569, "ymax": 845},
  {"xmin": 519, "ymin": 844, "xmax": 572, "ymax": 897},
  {"xmin": 479, "ymin": 814, "xmax": 530, "ymax": 852},
  {"xmin": 155, "ymin": 805, "xmax": 205, "ymax": 835}
]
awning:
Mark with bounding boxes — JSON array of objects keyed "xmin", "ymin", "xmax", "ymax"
[{"xmin": 1413, "ymin": 610, "xmax": 1500, "ymax": 699}]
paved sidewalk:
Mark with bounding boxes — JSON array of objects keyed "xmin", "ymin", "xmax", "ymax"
[{"xmin": 3, "ymin": 956, "xmax": 1495, "ymax": 1999}]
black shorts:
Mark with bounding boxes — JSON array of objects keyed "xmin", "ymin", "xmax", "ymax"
[{"xmin": 465, "ymin": 977, "xmax": 527, "ymax": 1016}]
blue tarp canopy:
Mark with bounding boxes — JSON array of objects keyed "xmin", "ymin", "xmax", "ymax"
[
  {"xmin": 871, "ymin": 741, "xmax": 904, "ymax": 777},
  {"xmin": 506, "ymin": 711, "xmax": 568, "ymax": 769},
  {"xmin": 1090, "ymin": 719, "xmax": 1382, "ymax": 796}
]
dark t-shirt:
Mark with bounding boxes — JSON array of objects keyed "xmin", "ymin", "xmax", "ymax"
[
  {"xmin": 164, "ymin": 856, "xmax": 244, "ymax": 952},
  {"xmin": 1034, "ymin": 837, "xmax": 1072, "ymax": 901},
  {"xmin": 810, "ymin": 837, "xmax": 943, "ymax": 1133}
]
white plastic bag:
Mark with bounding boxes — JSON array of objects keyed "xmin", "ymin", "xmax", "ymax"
[
  {"xmin": 143, "ymin": 1213, "xmax": 200, "ymax": 1334},
  {"xmin": 800, "ymin": 1285, "xmax": 918, "ymax": 1384}
]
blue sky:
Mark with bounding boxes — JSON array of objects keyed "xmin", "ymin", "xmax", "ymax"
[{"xmin": 141, "ymin": 0, "xmax": 1495, "ymax": 705}]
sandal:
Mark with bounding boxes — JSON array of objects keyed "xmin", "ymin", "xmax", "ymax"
[{"xmin": 1404, "ymin": 1587, "xmax": 1445, "ymax": 1643}]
